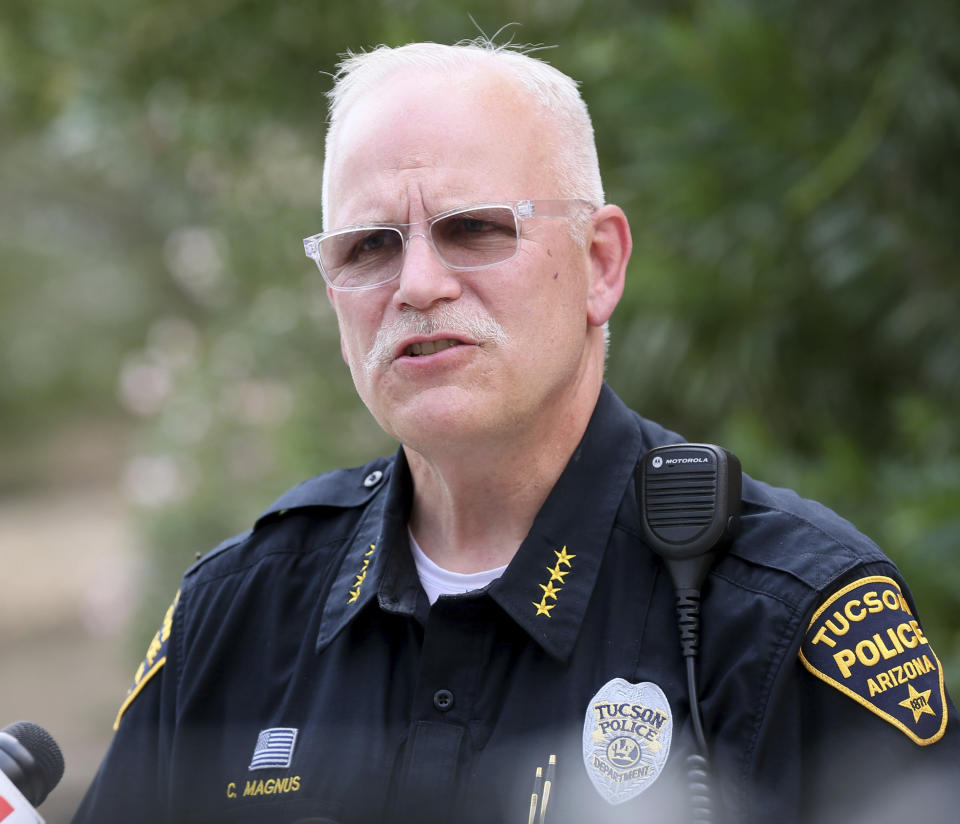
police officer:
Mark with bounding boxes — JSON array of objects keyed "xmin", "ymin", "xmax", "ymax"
[{"xmin": 74, "ymin": 40, "xmax": 960, "ymax": 824}]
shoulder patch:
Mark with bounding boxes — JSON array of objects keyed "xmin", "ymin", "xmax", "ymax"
[
  {"xmin": 114, "ymin": 590, "xmax": 180, "ymax": 730},
  {"xmin": 798, "ymin": 575, "xmax": 948, "ymax": 745}
]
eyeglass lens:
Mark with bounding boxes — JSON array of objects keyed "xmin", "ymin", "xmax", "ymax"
[{"xmin": 318, "ymin": 206, "xmax": 519, "ymax": 288}]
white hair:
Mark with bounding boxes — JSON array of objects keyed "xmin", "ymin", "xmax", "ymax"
[{"xmin": 320, "ymin": 37, "xmax": 606, "ymax": 230}]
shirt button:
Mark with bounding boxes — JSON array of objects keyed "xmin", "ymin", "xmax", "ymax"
[
  {"xmin": 363, "ymin": 470, "xmax": 384, "ymax": 488},
  {"xmin": 433, "ymin": 689, "xmax": 454, "ymax": 712}
]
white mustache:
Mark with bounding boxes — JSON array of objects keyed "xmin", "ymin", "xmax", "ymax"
[{"xmin": 363, "ymin": 305, "xmax": 508, "ymax": 372}]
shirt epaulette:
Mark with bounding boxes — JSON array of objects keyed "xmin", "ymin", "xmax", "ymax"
[
  {"xmin": 185, "ymin": 529, "xmax": 253, "ymax": 577},
  {"xmin": 722, "ymin": 474, "xmax": 892, "ymax": 598},
  {"xmin": 254, "ymin": 456, "xmax": 393, "ymax": 527},
  {"xmin": 184, "ymin": 457, "xmax": 394, "ymax": 579}
]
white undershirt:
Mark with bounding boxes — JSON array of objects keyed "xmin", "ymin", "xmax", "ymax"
[{"xmin": 408, "ymin": 528, "xmax": 508, "ymax": 605}]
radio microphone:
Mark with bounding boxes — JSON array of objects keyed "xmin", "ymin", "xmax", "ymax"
[
  {"xmin": 638, "ymin": 443, "xmax": 741, "ymax": 824},
  {"xmin": 638, "ymin": 443, "xmax": 740, "ymax": 602},
  {"xmin": 0, "ymin": 721, "xmax": 65, "ymax": 823}
]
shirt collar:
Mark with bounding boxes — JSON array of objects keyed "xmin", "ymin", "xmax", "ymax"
[
  {"xmin": 317, "ymin": 384, "xmax": 647, "ymax": 660},
  {"xmin": 315, "ymin": 452, "xmax": 420, "ymax": 653},
  {"xmin": 486, "ymin": 384, "xmax": 645, "ymax": 660}
]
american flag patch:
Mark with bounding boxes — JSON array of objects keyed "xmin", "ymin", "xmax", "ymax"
[{"xmin": 248, "ymin": 727, "xmax": 298, "ymax": 771}]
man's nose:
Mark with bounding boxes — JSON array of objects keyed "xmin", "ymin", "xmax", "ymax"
[{"xmin": 390, "ymin": 232, "xmax": 463, "ymax": 310}]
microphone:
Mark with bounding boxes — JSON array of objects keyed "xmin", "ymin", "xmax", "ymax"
[
  {"xmin": 638, "ymin": 443, "xmax": 741, "ymax": 824},
  {"xmin": 0, "ymin": 722, "xmax": 65, "ymax": 823}
]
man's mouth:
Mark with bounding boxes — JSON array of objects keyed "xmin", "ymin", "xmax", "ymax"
[
  {"xmin": 403, "ymin": 339, "xmax": 463, "ymax": 357},
  {"xmin": 364, "ymin": 307, "xmax": 508, "ymax": 372}
]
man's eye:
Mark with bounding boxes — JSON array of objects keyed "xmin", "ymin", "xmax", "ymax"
[
  {"xmin": 439, "ymin": 210, "xmax": 516, "ymax": 241},
  {"xmin": 358, "ymin": 230, "xmax": 390, "ymax": 251},
  {"xmin": 459, "ymin": 217, "xmax": 495, "ymax": 233},
  {"xmin": 348, "ymin": 229, "xmax": 400, "ymax": 260}
]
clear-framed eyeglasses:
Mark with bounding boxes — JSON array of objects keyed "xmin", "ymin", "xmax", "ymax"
[{"xmin": 303, "ymin": 198, "xmax": 595, "ymax": 291}]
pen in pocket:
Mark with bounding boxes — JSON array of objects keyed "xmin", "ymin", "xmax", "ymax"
[{"xmin": 527, "ymin": 754, "xmax": 557, "ymax": 824}]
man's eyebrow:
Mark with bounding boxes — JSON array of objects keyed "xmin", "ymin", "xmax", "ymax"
[{"xmin": 337, "ymin": 201, "xmax": 497, "ymax": 227}]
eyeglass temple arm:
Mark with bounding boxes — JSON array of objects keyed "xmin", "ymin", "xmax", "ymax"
[{"xmin": 517, "ymin": 198, "xmax": 595, "ymax": 218}]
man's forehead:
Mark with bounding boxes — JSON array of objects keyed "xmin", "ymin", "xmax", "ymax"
[
  {"xmin": 334, "ymin": 65, "xmax": 534, "ymax": 145},
  {"xmin": 324, "ymin": 67, "xmax": 552, "ymax": 224}
]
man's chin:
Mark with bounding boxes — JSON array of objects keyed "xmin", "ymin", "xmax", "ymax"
[{"xmin": 373, "ymin": 389, "xmax": 502, "ymax": 451}]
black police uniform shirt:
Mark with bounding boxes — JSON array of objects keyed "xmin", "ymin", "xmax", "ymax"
[{"xmin": 73, "ymin": 385, "xmax": 960, "ymax": 824}]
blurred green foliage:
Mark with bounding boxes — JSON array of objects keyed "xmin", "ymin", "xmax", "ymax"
[{"xmin": 2, "ymin": 0, "xmax": 958, "ymax": 689}]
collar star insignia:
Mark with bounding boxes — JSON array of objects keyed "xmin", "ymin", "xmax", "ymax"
[
  {"xmin": 547, "ymin": 565, "xmax": 570, "ymax": 583},
  {"xmin": 539, "ymin": 581, "xmax": 561, "ymax": 600},
  {"xmin": 347, "ymin": 543, "xmax": 376, "ymax": 604},
  {"xmin": 898, "ymin": 683, "xmax": 936, "ymax": 724},
  {"xmin": 534, "ymin": 545, "xmax": 575, "ymax": 618},
  {"xmin": 554, "ymin": 546, "xmax": 576, "ymax": 567}
]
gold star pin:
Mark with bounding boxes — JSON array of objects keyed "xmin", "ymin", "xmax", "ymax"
[
  {"xmin": 533, "ymin": 600, "xmax": 556, "ymax": 617},
  {"xmin": 347, "ymin": 544, "xmax": 376, "ymax": 604},
  {"xmin": 554, "ymin": 546, "xmax": 576, "ymax": 567},
  {"xmin": 547, "ymin": 565, "xmax": 570, "ymax": 583},
  {"xmin": 539, "ymin": 581, "xmax": 561, "ymax": 600},
  {"xmin": 898, "ymin": 683, "xmax": 936, "ymax": 724}
]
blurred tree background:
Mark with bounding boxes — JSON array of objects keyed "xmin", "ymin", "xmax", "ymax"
[{"xmin": 2, "ymin": 0, "xmax": 959, "ymax": 812}]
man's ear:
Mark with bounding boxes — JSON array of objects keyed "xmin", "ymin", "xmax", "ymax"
[{"xmin": 586, "ymin": 205, "xmax": 632, "ymax": 327}]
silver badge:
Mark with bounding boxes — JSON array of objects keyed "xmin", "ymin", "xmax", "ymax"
[{"xmin": 582, "ymin": 678, "xmax": 672, "ymax": 805}]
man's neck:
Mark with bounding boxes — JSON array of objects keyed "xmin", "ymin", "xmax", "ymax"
[{"xmin": 403, "ymin": 376, "xmax": 602, "ymax": 574}]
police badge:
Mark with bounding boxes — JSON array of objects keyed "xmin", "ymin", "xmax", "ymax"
[{"xmin": 582, "ymin": 678, "xmax": 672, "ymax": 805}]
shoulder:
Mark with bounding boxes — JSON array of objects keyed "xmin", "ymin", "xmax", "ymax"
[
  {"xmin": 724, "ymin": 473, "xmax": 892, "ymax": 598},
  {"xmin": 619, "ymin": 395, "xmax": 893, "ymax": 601},
  {"xmin": 111, "ymin": 456, "xmax": 395, "ymax": 729},
  {"xmin": 616, "ymin": 392, "xmax": 895, "ymax": 602},
  {"xmin": 727, "ymin": 477, "xmax": 954, "ymax": 748},
  {"xmin": 183, "ymin": 454, "xmax": 395, "ymax": 587}
]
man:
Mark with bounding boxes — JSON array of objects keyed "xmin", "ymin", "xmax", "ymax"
[{"xmin": 74, "ymin": 40, "xmax": 958, "ymax": 824}]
